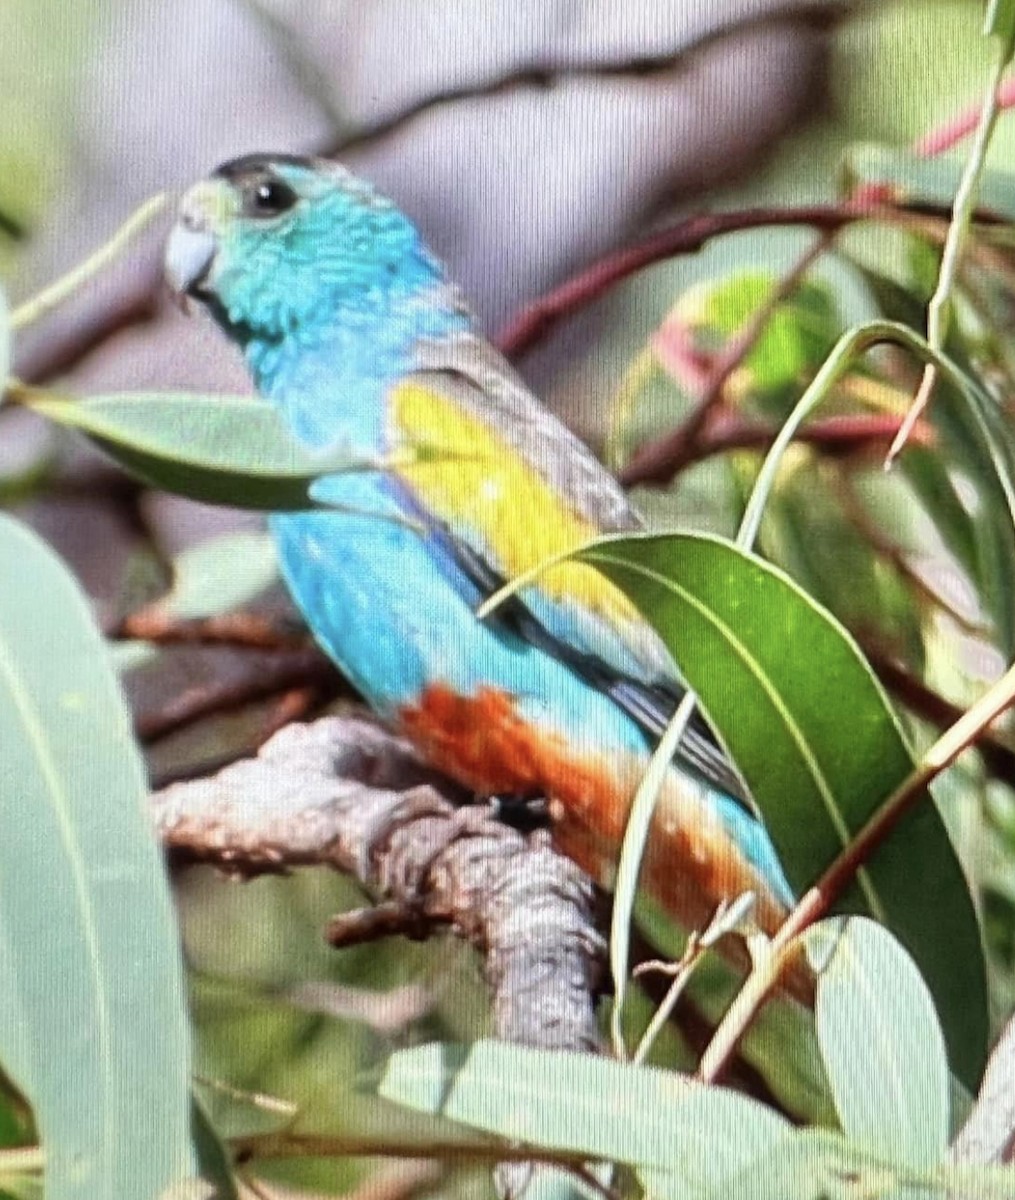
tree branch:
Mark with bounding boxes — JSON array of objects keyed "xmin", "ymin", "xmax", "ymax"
[
  {"xmin": 493, "ymin": 199, "xmax": 981, "ymax": 359},
  {"xmin": 151, "ymin": 715, "xmax": 606, "ymax": 1056}
]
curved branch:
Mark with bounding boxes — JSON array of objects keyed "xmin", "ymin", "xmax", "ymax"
[{"xmin": 151, "ymin": 715, "xmax": 606, "ymax": 1056}]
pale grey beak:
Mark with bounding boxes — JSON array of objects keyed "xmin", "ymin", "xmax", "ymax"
[{"xmin": 164, "ymin": 222, "xmax": 217, "ymax": 296}]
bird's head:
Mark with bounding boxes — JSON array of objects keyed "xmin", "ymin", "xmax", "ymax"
[{"xmin": 165, "ymin": 154, "xmax": 448, "ymax": 353}]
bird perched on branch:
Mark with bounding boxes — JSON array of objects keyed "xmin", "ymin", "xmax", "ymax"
[{"xmin": 164, "ymin": 154, "xmax": 795, "ymax": 953}]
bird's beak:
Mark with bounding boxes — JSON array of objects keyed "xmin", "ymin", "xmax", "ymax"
[
  {"xmin": 164, "ymin": 180, "xmax": 230, "ymax": 297},
  {"xmin": 165, "ymin": 222, "xmax": 217, "ymax": 297}
]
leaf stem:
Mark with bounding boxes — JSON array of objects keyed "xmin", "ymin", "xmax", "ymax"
[
  {"xmin": 609, "ymin": 690, "xmax": 698, "ymax": 1058},
  {"xmin": 10, "ymin": 194, "xmax": 167, "ymax": 332},
  {"xmin": 887, "ymin": 44, "xmax": 1010, "ymax": 463}
]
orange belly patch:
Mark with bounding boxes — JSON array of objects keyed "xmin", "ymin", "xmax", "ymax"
[{"xmin": 398, "ymin": 683, "xmax": 790, "ymax": 944}]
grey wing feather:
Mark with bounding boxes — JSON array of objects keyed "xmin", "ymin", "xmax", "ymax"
[{"xmin": 413, "ymin": 331, "xmax": 640, "ymax": 533}]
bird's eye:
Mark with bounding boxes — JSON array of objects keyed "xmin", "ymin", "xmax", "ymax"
[{"xmin": 245, "ymin": 177, "xmax": 298, "ymax": 218}]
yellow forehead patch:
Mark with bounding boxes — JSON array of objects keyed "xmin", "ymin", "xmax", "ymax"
[
  {"xmin": 179, "ymin": 179, "xmax": 238, "ymax": 230},
  {"xmin": 391, "ymin": 382, "xmax": 639, "ymax": 624}
]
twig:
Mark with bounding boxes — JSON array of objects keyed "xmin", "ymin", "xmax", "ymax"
[
  {"xmin": 229, "ymin": 1130, "xmax": 577, "ymax": 1168},
  {"xmin": 133, "ymin": 649, "xmax": 339, "ymax": 742},
  {"xmin": 10, "ymin": 195, "xmax": 167, "ymax": 333},
  {"xmin": 887, "ymin": 47, "xmax": 1011, "ymax": 464},
  {"xmin": 494, "ymin": 199, "xmax": 975, "ymax": 358},
  {"xmin": 619, "ymin": 411, "xmax": 926, "ymax": 487},
  {"xmin": 256, "ymin": 686, "xmax": 321, "ymax": 744},
  {"xmin": 618, "ymin": 233, "xmax": 833, "ymax": 487},
  {"xmin": 868, "ymin": 651, "xmax": 1015, "ymax": 781},
  {"xmin": 913, "ymin": 74, "xmax": 1015, "ymax": 158},
  {"xmin": 116, "ymin": 609, "xmax": 308, "ymax": 650},
  {"xmin": 698, "ymin": 656, "xmax": 1015, "ymax": 1084},
  {"xmin": 325, "ymin": 0, "xmax": 845, "ymax": 160},
  {"xmin": 325, "ymin": 902, "xmax": 434, "ymax": 948}
]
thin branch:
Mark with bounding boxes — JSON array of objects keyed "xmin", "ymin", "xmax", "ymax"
[
  {"xmin": 494, "ymin": 199, "xmax": 984, "ymax": 359},
  {"xmin": 913, "ymin": 74, "xmax": 1015, "ymax": 158},
  {"xmin": 229, "ymin": 1130, "xmax": 579, "ymax": 1168},
  {"xmin": 867, "ymin": 652, "xmax": 1015, "ymax": 781},
  {"xmin": 325, "ymin": 0, "xmax": 846, "ymax": 160},
  {"xmin": 133, "ymin": 648, "xmax": 339, "ymax": 742},
  {"xmin": 699, "ymin": 656, "xmax": 1015, "ymax": 1084},
  {"xmin": 619, "ymin": 411, "xmax": 926, "ymax": 487},
  {"xmin": 115, "ymin": 609, "xmax": 309, "ymax": 651},
  {"xmin": 10, "ymin": 195, "xmax": 167, "ymax": 333},
  {"xmin": 618, "ymin": 232, "xmax": 833, "ymax": 487},
  {"xmin": 887, "ymin": 46, "xmax": 1011, "ymax": 463}
]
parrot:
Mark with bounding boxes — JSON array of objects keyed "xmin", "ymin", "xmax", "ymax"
[{"xmin": 164, "ymin": 153, "xmax": 796, "ymax": 955}]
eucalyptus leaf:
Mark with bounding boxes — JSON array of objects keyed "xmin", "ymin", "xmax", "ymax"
[
  {"xmin": 853, "ymin": 268, "xmax": 1015, "ymax": 653},
  {"xmin": 844, "ymin": 142, "xmax": 1015, "ymax": 222},
  {"xmin": 809, "ymin": 917, "xmax": 949, "ymax": 1169},
  {"xmin": 0, "ymin": 514, "xmax": 195, "ymax": 1197},
  {"xmin": 379, "ymin": 1040, "xmax": 789, "ymax": 1187},
  {"xmin": 673, "ymin": 1128, "xmax": 902, "ymax": 1200},
  {"xmin": 22, "ymin": 392, "xmax": 354, "ymax": 510},
  {"xmin": 156, "ymin": 531, "xmax": 278, "ymax": 621},
  {"xmin": 576, "ymin": 532, "xmax": 986, "ymax": 1090}
]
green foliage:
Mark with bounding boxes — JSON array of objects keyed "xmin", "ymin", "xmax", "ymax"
[
  {"xmin": 380, "ymin": 1029, "xmax": 1015, "ymax": 1199},
  {"xmin": 844, "ymin": 142, "xmax": 1015, "ymax": 219},
  {"xmin": 153, "ymin": 532, "xmax": 279, "ymax": 622},
  {"xmin": 577, "ymin": 533, "xmax": 987, "ymax": 1088},
  {"xmin": 809, "ymin": 918, "xmax": 950, "ymax": 1167},
  {"xmin": 18, "ymin": 392, "xmax": 356, "ymax": 511},
  {"xmin": 0, "ymin": 515, "xmax": 197, "ymax": 1197},
  {"xmin": 4, "ymin": 4, "xmax": 1015, "ymax": 1197},
  {"xmin": 380, "ymin": 1040, "xmax": 791, "ymax": 1188}
]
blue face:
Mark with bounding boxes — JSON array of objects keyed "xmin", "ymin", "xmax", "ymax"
[{"xmin": 165, "ymin": 154, "xmax": 449, "ymax": 354}]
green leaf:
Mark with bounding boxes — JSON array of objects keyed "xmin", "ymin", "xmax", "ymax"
[
  {"xmin": 0, "ymin": 514, "xmax": 194, "ymax": 1197},
  {"xmin": 576, "ymin": 532, "xmax": 987, "ymax": 1090},
  {"xmin": 844, "ymin": 142, "xmax": 1015, "ymax": 222},
  {"xmin": 686, "ymin": 1128, "xmax": 905, "ymax": 1200},
  {"xmin": 380, "ymin": 1041, "xmax": 789, "ymax": 1189},
  {"xmin": 681, "ymin": 272, "xmax": 842, "ymax": 413},
  {"xmin": 186, "ymin": 1098, "xmax": 238, "ymax": 1200},
  {"xmin": 851, "ymin": 268, "xmax": 1015, "ymax": 654},
  {"xmin": 809, "ymin": 917, "xmax": 949, "ymax": 1168},
  {"xmin": 985, "ymin": 0, "xmax": 1015, "ymax": 60},
  {"xmin": 156, "ymin": 531, "xmax": 278, "ymax": 621},
  {"xmin": 22, "ymin": 392, "xmax": 354, "ymax": 510}
]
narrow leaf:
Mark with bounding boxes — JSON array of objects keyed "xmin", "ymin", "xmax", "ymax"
[
  {"xmin": 21, "ymin": 392, "xmax": 353, "ymax": 510},
  {"xmin": 577, "ymin": 532, "xmax": 987, "ymax": 1090},
  {"xmin": 380, "ymin": 1040, "xmax": 788, "ymax": 1187},
  {"xmin": 667, "ymin": 1128, "xmax": 899, "ymax": 1200},
  {"xmin": 0, "ymin": 514, "xmax": 194, "ymax": 1197},
  {"xmin": 809, "ymin": 917, "xmax": 949, "ymax": 1168},
  {"xmin": 844, "ymin": 143, "xmax": 1015, "ymax": 221}
]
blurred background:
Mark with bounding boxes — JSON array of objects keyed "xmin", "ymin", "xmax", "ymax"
[{"xmin": 3, "ymin": 1, "xmax": 1014, "ymax": 1194}]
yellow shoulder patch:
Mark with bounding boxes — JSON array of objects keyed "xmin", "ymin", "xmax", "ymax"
[{"xmin": 391, "ymin": 382, "xmax": 639, "ymax": 623}]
